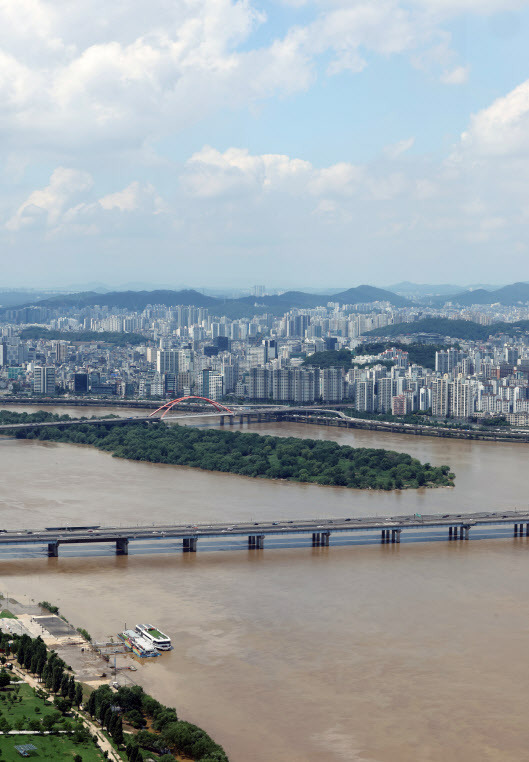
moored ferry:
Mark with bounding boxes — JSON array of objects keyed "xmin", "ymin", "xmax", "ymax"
[
  {"xmin": 135, "ymin": 623, "xmax": 172, "ymax": 651},
  {"xmin": 119, "ymin": 629, "xmax": 159, "ymax": 658}
]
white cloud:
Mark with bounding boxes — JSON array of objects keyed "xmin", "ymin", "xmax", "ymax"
[
  {"xmin": 460, "ymin": 79, "xmax": 529, "ymax": 156},
  {"xmin": 99, "ymin": 182, "xmax": 165, "ymax": 214},
  {"xmin": 440, "ymin": 65, "xmax": 469, "ymax": 85},
  {"xmin": 183, "ymin": 147, "xmax": 366, "ymax": 199},
  {"xmin": 0, "ymin": 0, "xmax": 519, "ymax": 154},
  {"xmin": 5, "ymin": 167, "xmax": 93, "ymax": 231},
  {"xmin": 384, "ymin": 137, "xmax": 415, "ymax": 159},
  {"xmin": 5, "ymin": 169, "xmax": 166, "ymax": 236}
]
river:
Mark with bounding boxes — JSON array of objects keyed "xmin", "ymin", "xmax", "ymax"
[{"xmin": 1, "ymin": 405, "xmax": 529, "ymax": 761}]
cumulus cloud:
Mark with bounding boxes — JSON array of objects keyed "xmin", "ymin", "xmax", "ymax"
[
  {"xmin": 6, "ymin": 167, "xmax": 93, "ymax": 231},
  {"xmin": 5, "ymin": 169, "xmax": 166, "ymax": 236},
  {"xmin": 99, "ymin": 182, "xmax": 166, "ymax": 214},
  {"xmin": 183, "ymin": 147, "xmax": 367, "ymax": 199},
  {"xmin": 0, "ymin": 0, "xmax": 516, "ymax": 154},
  {"xmin": 460, "ymin": 79, "xmax": 529, "ymax": 156}
]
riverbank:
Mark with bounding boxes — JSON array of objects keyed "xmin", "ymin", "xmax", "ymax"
[
  {"xmin": 1, "ymin": 397, "xmax": 528, "ymax": 442},
  {"xmin": 1, "ymin": 595, "xmax": 229, "ymax": 762}
]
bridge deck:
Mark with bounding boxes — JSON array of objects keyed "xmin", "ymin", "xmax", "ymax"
[{"xmin": 0, "ymin": 512, "xmax": 528, "ymax": 547}]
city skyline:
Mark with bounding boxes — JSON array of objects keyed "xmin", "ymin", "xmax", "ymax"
[{"xmin": 1, "ymin": 1, "xmax": 529, "ymax": 287}]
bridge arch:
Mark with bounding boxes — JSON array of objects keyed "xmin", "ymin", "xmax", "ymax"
[{"xmin": 149, "ymin": 396, "xmax": 234, "ymax": 418}]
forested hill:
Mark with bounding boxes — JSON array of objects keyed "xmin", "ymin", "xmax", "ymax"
[
  {"xmin": 303, "ymin": 343, "xmax": 451, "ymax": 370},
  {"xmin": 366, "ymin": 318, "xmax": 529, "ymax": 340},
  {"xmin": 12, "ymin": 419, "xmax": 455, "ymax": 490},
  {"xmin": 20, "ymin": 327, "xmax": 145, "ymax": 345}
]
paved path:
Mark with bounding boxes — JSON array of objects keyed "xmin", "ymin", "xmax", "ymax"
[{"xmin": 9, "ymin": 664, "xmax": 122, "ymax": 762}]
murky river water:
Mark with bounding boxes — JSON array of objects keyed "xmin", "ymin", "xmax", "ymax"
[{"xmin": 1, "ymin": 405, "xmax": 529, "ymax": 761}]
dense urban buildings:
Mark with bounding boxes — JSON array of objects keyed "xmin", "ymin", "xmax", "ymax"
[{"xmin": 3, "ymin": 291, "xmax": 529, "ymax": 426}]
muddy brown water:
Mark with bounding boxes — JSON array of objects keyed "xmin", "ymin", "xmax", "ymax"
[{"xmin": 1, "ymin": 405, "xmax": 529, "ymax": 761}]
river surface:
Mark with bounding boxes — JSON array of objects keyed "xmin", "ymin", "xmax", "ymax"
[{"xmin": 1, "ymin": 405, "xmax": 529, "ymax": 761}]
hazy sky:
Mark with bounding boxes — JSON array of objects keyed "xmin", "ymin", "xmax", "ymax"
[{"xmin": 1, "ymin": 0, "xmax": 529, "ymax": 290}]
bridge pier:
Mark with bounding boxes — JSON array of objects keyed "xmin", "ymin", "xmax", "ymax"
[
  {"xmin": 183, "ymin": 537, "xmax": 197, "ymax": 553},
  {"xmin": 116, "ymin": 538, "xmax": 129, "ymax": 555},
  {"xmin": 312, "ymin": 532, "xmax": 321, "ymax": 546},
  {"xmin": 463, "ymin": 525, "xmax": 470, "ymax": 540},
  {"xmin": 219, "ymin": 416, "xmax": 225, "ymax": 426},
  {"xmin": 321, "ymin": 532, "xmax": 330, "ymax": 546},
  {"xmin": 238, "ymin": 415, "xmax": 244, "ymax": 425},
  {"xmin": 47, "ymin": 542, "xmax": 59, "ymax": 558},
  {"xmin": 392, "ymin": 529, "xmax": 402, "ymax": 544},
  {"xmin": 449, "ymin": 526, "xmax": 453, "ymax": 540}
]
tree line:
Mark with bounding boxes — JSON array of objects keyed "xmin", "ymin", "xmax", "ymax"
[
  {"xmin": 12, "ymin": 417, "xmax": 455, "ymax": 490},
  {"xmin": 19, "ymin": 327, "xmax": 145, "ymax": 346},
  {"xmin": 0, "ymin": 631, "xmax": 84, "ymax": 731},
  {"xmin": 88, "ymin": 683, "xmax": 228, "ymax": 761}
]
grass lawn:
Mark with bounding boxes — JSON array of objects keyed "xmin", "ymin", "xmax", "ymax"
[
  {"xmin": 0, "ymin": 733, "xmax": 105, "ymax": 761},
  {"xmin": 0, "ymin": 683, "xmax": 63, "ymax": 725},
  {"xmin": 0, "ymin": 610, "xmax": 17, "ymax": 618}
]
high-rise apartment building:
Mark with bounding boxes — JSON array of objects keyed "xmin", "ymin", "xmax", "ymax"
[
  {"xmin": 432, "ymin": 377, "xmax": 450, "ymax": 417},
  {"xmin": 33, "ymin": 366, "xmax": 56, "ymax": 395},
  {"xmin": 320, "ymin": 368, "xmax": 344, "ymax": 403}
]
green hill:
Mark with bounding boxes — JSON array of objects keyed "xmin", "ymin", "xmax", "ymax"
[{"xmin": 366, "ymin": 318, "xmax": 529, "ymax": 340}]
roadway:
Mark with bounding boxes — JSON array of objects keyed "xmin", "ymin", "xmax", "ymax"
[{"xmin": 1, "ymin": 511, "xmax": 528, "ymax": 547}]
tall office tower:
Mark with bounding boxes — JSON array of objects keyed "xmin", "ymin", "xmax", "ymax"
[
  {"xmin": 74, "ymin": 373, "xmax": 89, "ymax": 393},
  {"xmin": 55, "ymin": 342, "xmax": 68, "ymax": 362},
  {"xmin": 221, "ymin": 359, "xmax": 238, "ymax": 394},
  {"xmin": 156, "ymin": 350, "xmax": 179, "ymax": 375},
  {"xmin": 33, "ymin": 366, "xmax": 56, "ymax": 395},
  {"xmin": 202, "ymin": 369, "xmax": 224, "ymax": 401}
]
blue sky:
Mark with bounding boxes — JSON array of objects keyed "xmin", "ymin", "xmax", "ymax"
[{"xmin": 1, "ymin": 0, "xmax": 529, "ymax": 290}]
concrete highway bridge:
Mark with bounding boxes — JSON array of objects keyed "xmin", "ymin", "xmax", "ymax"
[
  {"xmin": 1, "ymin": 512, "xmax": 529, "ymax": 558},
  {"xmin": 2, "ymin": 401, "xmax": 529, "ymax": 442},
  {"xmin": 0, "ymin": 405, "xmax": 353, "ymax": 433}
]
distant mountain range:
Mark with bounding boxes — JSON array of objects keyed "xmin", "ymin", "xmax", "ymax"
[
  {"xmin": 389, "ymin": 281, "xmax": 501, "ymax": 298},
  {"xmin": 2, "ymin": 285, "xmax": 411, "ymax": 317},
  {"xmin": 5, "ymin": 280, "xmax": 529, "ymax": 317},
  {"xmin": 445, "ymin": 282, "xmax": 529, "ymax": 306},
  {"xmin": 0, "ymin": 290, "xmax": 62, "ymax": 308}
]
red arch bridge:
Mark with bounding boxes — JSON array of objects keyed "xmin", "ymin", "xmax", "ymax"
[{"xmin": 148, "ymin": 396, "xmax": 234, "ymax": 418}]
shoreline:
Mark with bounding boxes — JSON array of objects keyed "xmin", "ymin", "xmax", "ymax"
[
  {"xmin": 1, "ymin": 397, "xmax": 528, "ymax": 443},
  {"xmin": 1, "ymin": 590, "xmax": 229, "ymax": 761}
]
